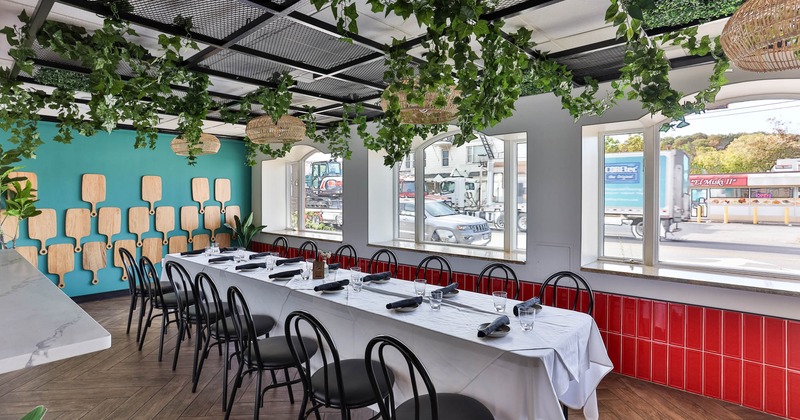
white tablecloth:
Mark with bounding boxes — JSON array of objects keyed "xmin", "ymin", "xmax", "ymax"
[{"xmin": 164, "ymin": 253, "xmax": 612, "ymax": 420}]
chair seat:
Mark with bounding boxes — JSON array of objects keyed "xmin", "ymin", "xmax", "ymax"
[
  {"xmin": 187, "ymin": 304, "xmax": 229, "ymax": 322},
  {"xmin": 310, "ymin": 359, "xmax": 394, "ymax": 407},
  {"xmin": 395, "ymin": 393, "xmax": 494, "ymax": 420},
  {"xmin": 212, "ymin": 314, "xmax": 276, "ymax": 337},
  {"xmin": 137, "ymin": 281, "xmax": 173, "ymax": 294},
  {"xmin": 246, "ymin": 336, "xmax": 317, "ymax": 369},
  {"xmin": 160, "ymin": 292, "xmax": 195, "ymax": 306}
]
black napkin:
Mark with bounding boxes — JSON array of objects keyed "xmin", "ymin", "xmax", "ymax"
[
  {"xmin": 314, "ymin": 279, "xmax": 350, "ymax": 292},
  {"xmin": 235, "ymin": 262, "xmax": 266, "ymax": 270},
  {"xmin": 208, "ymin": 256, "xmax": 234, "ymax": 263},
  {"xmin": 513, "ymin": 297, "xmax": 542, "ymax": 316},
  {"xmin": 435, "ymin": 282, "xmax": 458, "ymax": 295},
  {"xmin": 478, "ymin": 316, "xmax": 510, "ymax": 337},
  {"xmin": 270, "ymin": 269, "xmax": 302, "ymax": 279},
  {"xmin": 386, "ymin": 296, "xmax": 423, "ymax": 309},
  {"xmin": 363, "ymin": 272, "xmax": 391, "ymax": 282},
  {"xmin": 328, "ymin": 263, "xmax": 340, "ymax": 270},
  {"xmin": 249, "ymin": 252, "xmax": 275, "ymax": 260},
  {"xmin": 220, "ymin": 247, "xmax": 238, "ymax": 253},
  {"xmin": 276, "ymin": 257, "xmax": 303, "ymax": 266},
  {"xmin": 181, "ymin": 249, "xmax": 206, "ymax": 256}
]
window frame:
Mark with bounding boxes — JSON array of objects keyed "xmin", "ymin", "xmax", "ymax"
[{"xmin": 287, "ymin": 149, "xmax": 344, "ymax": 238}]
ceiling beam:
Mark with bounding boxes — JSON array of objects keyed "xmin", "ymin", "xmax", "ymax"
[
  {"xmin": 183, "ymin": 12, "xmax": 277, "ymax": 68},
  {"xmin": 482, "ymin": 0, "xmax": 565, "ymax": 21},
  {"xmin": 9, "ymin": 0, "xmax": 56, "ymax": 79}
]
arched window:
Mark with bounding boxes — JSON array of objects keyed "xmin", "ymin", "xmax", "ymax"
[{"xmin": 288, "ymin": 150, "xmax": 343, "ymax": 235}]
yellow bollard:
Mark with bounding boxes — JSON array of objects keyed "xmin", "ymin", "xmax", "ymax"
[
  {"xmin": 786, "ymin": 207, "xmax": 791, "ymax": 225},
  {"xmin": 696, "ymin": 210, "xmax": 702, "ymax": 223},
  {"xmin": 753, "ymin": 206, "xmax": 758, "ymax": 225},
  {"xmin": 723, "ymin": 206, "xmax": 729, "ymax": 224}
]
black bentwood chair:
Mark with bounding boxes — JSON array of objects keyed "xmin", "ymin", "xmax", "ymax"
[
  {"xmin": 225, "ymin": 287, "xmax": 318, "ymax": 420},
  {"xmin": 272, "ymin": 236, "xmax": 289, "ymax": 257},
  {"xmin": 368, "ymin": 248, "xmax": 398, "ymax": 277},
  {"xmin": 137, "ymin": 256, "xmax": 183, "ymax": 359},
  {"xmin": 285, "ymin": 311, "xmax": 395, "ymax": 420},
  {"xmin": 476, "ymin": 263, "xmax": 521, "ymax": 299},
  {"xmin": 414, "ymin": 255, "xmax": 452, "ymax": 286},
  {"xmin": 299, "ymin": 240, "xmax": 319, "ymax": 259},
  {"xmin": 538, "ymin": 271, "xmax": 595, "ymax": 316},
  {"xmin": 163, "ymin": 260, "xmax": 204, "ymax": 371},
  {"xmin": 120, "ymin": 248, "xmax": 174, "ymax": 343},
  {"xmin": 365, "ymin": 335, "xmax": 494, "ymax": 420},
  {"xmin": 333, "ymin": 244, "xmax": 359, "ymax": 269}
]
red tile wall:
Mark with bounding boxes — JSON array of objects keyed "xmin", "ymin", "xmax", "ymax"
[{"xmin": 254, "ymin": 242, "xmax": 800, "ymax": 419}]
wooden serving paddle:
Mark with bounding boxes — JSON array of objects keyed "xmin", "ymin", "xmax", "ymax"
[
  {"xmin": 98, "ymin": 207, "xmax": 121, "ymax": 250},
  {"xmin": 6, "ymin": 171, "xmax": 37, "ymax": 198},
  {"xmin": 168, "ymin": 236, "xmax": 188, "ymax": 254},
  {"xmin": 16, "ymin": 246, "xmax": 39, "ymax": 269},
  {"xmin": 28, "ymin": 209, "xmax": 57, "ymax": 255},
  {"xmin": 155, "ymin": 206, "xmax": 175, "ymax": 245},
  {"xmin": 215, "ymin": 178, "xmax": 231, "ymax": 214},
  {"xmin": 204, "ymin": 205, "xmax": 221, "ymax": 242},
  {"xmin": 128, "ymin": 207, "xmax": 150, "ymax": 247},
  {"xmin": 180, "ymin": 206, "xmax": 199, "ymax": 243},
  {"xmin": 65, "ymin": 208, "xmax": 91, "ymax": 252},
  {"xmin": 215, "ymin": 232, "xmax": 231, "ymax": 248},
  {"xmin": 142, "ymin": 237, "xmax": 163, "ymax": 265},
  {"xmin": 141, "ymin": 175, "xmax": 162, "ymax": 215},
  {"xmin": 225, "ymin": 205, "xmax": 241, "ymax": 238},
  {"xmin": 113, "ymin": 239, "xmax": 136, "ymax": 281},
  {"xmin": 81, "ymin": 174, "xmax": 106, "ymax": 217},
  {"xmin": 192, "ymin": 177, "xmax": 210, "ymax": 214},
  {"xmin": 82, "ymin": 241, "xmax": 107, "ymax": 285},
  {"xmin": 192, "ymin": 234, "xmax": 210, "ymax": 250},
  {"xmin": 48, "ymin": 243, "xmax": 74, "ymax": 289}
]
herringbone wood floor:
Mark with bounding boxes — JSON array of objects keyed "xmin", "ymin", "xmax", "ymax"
[{"xmin": 0, "ymin": 297, "xmax": 779, "ymax": 419}]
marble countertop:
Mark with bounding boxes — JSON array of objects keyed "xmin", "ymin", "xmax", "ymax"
[{"xmin": 0, "ymin": 249, "xmax": 111, "ymax": 374}]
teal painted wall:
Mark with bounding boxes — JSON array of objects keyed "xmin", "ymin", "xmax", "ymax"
[{"xmin": 1, "ymin": 122, "xmax": 251, "ymax": 297}]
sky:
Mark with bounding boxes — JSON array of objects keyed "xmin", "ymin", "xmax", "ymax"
[{"xmin": 667, "ymin": 100, "xmax": 800, "ymax": 137}]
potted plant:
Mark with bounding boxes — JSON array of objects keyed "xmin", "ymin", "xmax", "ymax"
[
  {"xmin": 224, "ymin": 212, "xmax": 266, "ymax": 250},
  {"xmin": 0, "ymin": 145, "xmax": 41, "ymax": 249}
]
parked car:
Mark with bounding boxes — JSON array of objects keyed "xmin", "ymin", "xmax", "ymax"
[{"xmin": 398, "ymin": 199, "xmax": 492, "ymax": 245}]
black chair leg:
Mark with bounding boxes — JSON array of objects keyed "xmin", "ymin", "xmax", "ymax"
[
  {"xmin": 126, "ymin": 295, "xmax": 136, "ymax": 334},
  {"xmin": 224, "ymin": 360, "xmax": 246, "ymax": 420},
  {"xmin": 562, "ymin": 403, "xmax": 569, "ymax": 418},
  {"xmin": 221, "ymin": 340, "xmax": 230, "ymax": 411},
  {"xmin": 254, "ymin": 370, "xmax": 263, "ymax": 417},
  {"xmin": 136, "ymin": 295, "xmax": 147, "ymax": 342},
  {"xmin": 284, "ymin": 368, "xmax": 295, "ymax": 404},
  {"xmin": 138, "ymin": 305, "xmax": 154, "ymax": 351},
  {"xmin": 172, "ymin": 321, "xmax": 185, "ymax": 371},
  {"xmin": 191, "ymin": 323, "xmax": 202, "ymax": 388},
  {"xmin": 158, "ymin": 312, "xmax": 169, "ymax": 362}
]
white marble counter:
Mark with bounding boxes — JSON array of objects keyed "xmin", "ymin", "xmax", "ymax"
[{"xmin": 0, "ymin": 249, "xmax": 111, "ymax": 374}]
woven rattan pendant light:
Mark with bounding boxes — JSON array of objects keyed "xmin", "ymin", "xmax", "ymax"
[
  {"xmin": 721, "ymin": 0, "xmax": 800, "ymax": 72},
  {"xmin": 170, "ymin": 133, "xmax": 220, "ymax": 156},
  {"xmin": 245, "ymin": 114, "xmax": 307, "ymax": 145},
  {"xmin": 381, "ymin": 83, "xmax": 461, "ymax": 125}
]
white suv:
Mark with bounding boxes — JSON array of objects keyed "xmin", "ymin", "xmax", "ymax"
[{"xmin": 398, "ymin": 199, "xmax": 492, "ymax": 245}]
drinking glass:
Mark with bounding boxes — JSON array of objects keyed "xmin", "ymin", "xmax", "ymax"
[
  {"xmin": 303, "ymin": 258, "xmax": 314, "ymax": 280},
  {"xmin": 492, "ymin": 291, "xmax": 508, "ymax": 312},
  {"xmin": 519, "ymin": 308, "xmax": 536, "ymax": 331},
  {"xmin": 350, "ymin": 268, "xmax": 363, "ymax": 292},
  {"xmin": 210, "ymin": 242, "xmax": 220, "ymax": 255},
  {"xmin": 430, "ymin": 290, "xmax": 443, "ymax": 311},
  {"xmin": 265, "ymin": 256, "xmax": 275, "ymax": 271},
  {"xmin": 235, "ymin": 247, "xmax": 247, "ymax": 263},
  {"xmin": 413, "ymin": 279, "xmax": 427, "ymax": 297}
]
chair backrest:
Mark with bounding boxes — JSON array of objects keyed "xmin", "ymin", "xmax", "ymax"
[
  {"xmin": 285, "ymin": 310, "xmax": 346, "ymax": 408},
  {"xmin": 163, "ymin": 260, "xmax": 195, "ymax": 312},
  {"xmin": 139, "ymin": 255, "xmax": 167, "ymax": 302},
  {"xmin": 271, "ymin": 236, "xmax": 289, "ymax": 257},
  {"xmin": 119, "ymin": 247, "xmax": 139, "ymax": 295},
  {"xmin": 196, "ymin": 272, "xmax": 228, "ymax": 339},
  {"xmin": 298, "ymin": 240, "xmax": 318, "ymax": 259},
  {"xmin": 365, "ymin": 335, "xmax": 438, "ymax": 420},
  {"xmin": 333, "ymin": 244, "xmax": 358, "ymax": 269},
  {"xmin": 368, "ymin": 248, "xmax": 398, "ymax": 277},
  {"xmin": 414, "ymin": 255, "xmax": 452, "ymax": 286},
  {"xmin": 476, "ymin": 263, "xmax": 521, "ymax": 299},
  {"xmin": 538, "ymin": 271, "xmax": 594, "ymax": 315},
  {"xmin": 227, "ymin": 286, "xmax": 264, "ymax": 367}
]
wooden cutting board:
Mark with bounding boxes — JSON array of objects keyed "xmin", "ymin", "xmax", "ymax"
[
  {"xmin": 47, "ymin": 244, "xmax": 74, "ymax": 289},
  {"xmin": 82, "ymin": 241, "xmax": 107, "ymax": 285},
  {"xmin": 141, "ymin": 175, "xmax": 162, "ymax": 215},
  {"xmin": 204, "ymin": 205, "xmax": 221, "ymax": 241},
  {"xmin": 215, "ymin": 232, "xmax": 231, "ymax": 248},
  {"xmin": 214, "ymin": 178, "xmax": 231, "ymax": 214},
  {"xmin": 192, "ymin": 178, "xmax": 210, "ymax": 214},
  {"xmin": 28, "ymin": 208, "xmax": 57, "ymax": 255},
  {"xmin": 192, "ymin": 234, "xmax": 210, "ymax": 251},
  {"xmin": 180, "ymin": 206, "xmax": 198, "ymax": 243},
  {"xmin": 142, "ymin": 238, "xmax": 163, "ymax": 265},
  {"xmin": 98, "ymin": 207, "xmax": 121, "ymax": 250},
  {"xmin": 128, "ymin": 207, "xmax": 150, "ymax": 247},
  {"xmin": 225, "ymin": 205, "xmax": 241, "ymax": 238},
  {"xmin": 113, "ymin": 240, "xmax": 136, "ymax": 281},
  {"xmin": 0, "ymin": 210, "xmax": 20, "ymax": 244},
  {"xmin": 82, "ymin": 174, "xmax": 106, "ymax": 217},
  {"xmin": 155, "ymin": 206, "xmax": 175, "ymax": 245},
  {"xmin": 65, "ymin": 208, "xmax": 91, "ymax": 252},
  {"xmin": 7, "ymin": 171, "xmax": 37, "ymax": 198},
  {"xmin": 168, "ymin": 236, "xmax": 188, "ymax": 254},
  {"xmin": 17, "ymin": 246, "xmax": 39, "ymax": 269}
]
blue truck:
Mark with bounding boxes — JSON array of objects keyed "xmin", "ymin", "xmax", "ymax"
[{"xmin": 604, "ymin": 150, "xmax": 691, "ymax": 238}]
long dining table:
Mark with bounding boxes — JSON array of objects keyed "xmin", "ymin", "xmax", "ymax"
[{"xmin": 163, "ymin": 252, "xmax": 613, "ymax": 420}]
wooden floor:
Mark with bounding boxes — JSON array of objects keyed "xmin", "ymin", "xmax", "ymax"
[{"xmin": 0, "ymin": 297, "xmax": 779, "ymax": 420}]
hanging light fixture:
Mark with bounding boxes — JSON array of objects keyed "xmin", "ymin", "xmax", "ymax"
[
  {"xmin": 381, "ymin": 83, "xmax": 461, "ymax": 125},
  {"xmin": 170, "ymin": 132, "xmax": 220, "ymax": 156},
  {"xmin": 721, "ymin": 0, "xmax": 800, "ymax": 72},
  {"xmin": 245, "ymin": 114, "xmax": 307, "ymax": 145}
]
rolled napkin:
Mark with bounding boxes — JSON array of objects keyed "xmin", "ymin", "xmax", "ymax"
[
  {"xmin": 220, "ymin": 247, "xmax": 238, "ymax": 253},
  {"xmin": 513, "ymin": 297, "xmax": 542, "ymax": 316},
  {"xmin": 478, "ymin": 315, "xmax": 510, "ymax": 338},
  {"xmin": 276, "ymin": 257, "xmax": 303, "ymax": 266},
  {"xmin": 386, "ymin": 296, "xmax": 423, "ymax": 309},
  {"xmin": 235, "ymin": 262, "xmax": 266, "ymax": 270},
  {"xmin": 362, "ymin": 272, "xmax": 391, "ymax": 282},
  {"xmin": 435, "ymin": 282, "xmax": 458, "ymax": 295},
  {"xmin": 208, "ymin": 256, "xmax": 234, "ymax": 263},
  {"xmin": 314, "ymin": 279, "xmax": 350, "ymax": 292},
  {"xmin": 181, "ymin": 249, "xmax": 206, "ymax": 256},
  {"xmin": 269, "ymin": 269, "xmax": 302, "ymax": 279},
  {"xmin": 328, "ymin": 263, "xmax": 340, "ymax": 270},
  {"xmin": 249, "ymin": 252, "xmax": 275, "ymax": 260}
]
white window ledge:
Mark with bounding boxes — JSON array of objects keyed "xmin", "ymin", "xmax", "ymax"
[
  {"xmin": 370, "ymin": 240, "xmax": 526, "ymax": 264},
  {"xmin": 265, "ymin": 229, "xmax": 343, "ymax": 244}
]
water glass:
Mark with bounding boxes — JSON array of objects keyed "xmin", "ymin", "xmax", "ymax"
[
  {"xmin": 350, "ymin": 268, "xmax": 363, "ymax": 293},
  {"xmin": 265, "ymin": 257, "xmax": 275, "ymax": 271},
  {"xmin": 492, "ymin": 291, "xmax": 508, "ymax": 312},
  {"xmin": 234, "ymin": 247, "xmax": 247, "ymax": 263},
  {"xmin": 413, "ymin": 279, "xmax": 427, "ymax": 297},
  {"xmin": 303, "ymin": 258, "xmax": 314, "ymax": 280},
  {"xmin": 519, "ymin": 308, "xmax": 536, "ymax": 331},
  {"xmin": 210, "ymin": 242, "xmax": 220, "ymax": 255},
  {"xmin": 430, "ymin": 290, "xmax": 443, "ymax": 311}
]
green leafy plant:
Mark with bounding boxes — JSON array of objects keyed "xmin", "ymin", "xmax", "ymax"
[
  {"xmin": 20, "ymin": 406, "xmax": 46, "ymax": 420},
  {"xmin": 0, "ymin": 145, "xmax": 41, "ymax": 249},
  {"xmin": 224, "ymin": 212, "xmax": 266, "ymax": 250}
]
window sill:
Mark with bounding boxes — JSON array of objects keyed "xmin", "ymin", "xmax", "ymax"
[
  {"xmin": 370, "ymin": 240, "xmax": 526, "ymax": 264},
  {"xmin": 581, "ymin": 260, "xmax": 800, "ymax": 298},
  {"xmin": 265, "ymin": 229, "xmax": 342, "ymax": 244}
]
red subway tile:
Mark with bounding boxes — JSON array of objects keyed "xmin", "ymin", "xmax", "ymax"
[
  {"xmin": 579, "ymin": 290, "xmax": 590, "ymax": 314},
  {"xmin": 652, "ymin": 342, "xmax": 667, "ymax": 385},
  {"xmin": 723, "ymin": 311, "xmax": 742, "ymax": 358},
  {"xmin": 521, "ymin": 282, "xmax": 534, "ymax": 301},
  {"xmin": 742, "ymin": 361, "xmax": 763, "ymax": 411},
  {"xmin": 653, "ymin": 301, "xmax": 668, "ymax": 343},
  {"xmin": 556, "ymin": 288, "xmax": 571, "ymax": 310},
  {"xmin": 789, "ymin": 371, "xmax": 800, "ymax": 420},
  {"xmin": 686, "ymin": 306, "xmax": 703, "ymax": 351},
  {"xmin": 686, "ymin": 349, "xmax": 703, "ymax": 394},
  {"xmin": 636, "ymin": 339, "xmax": 651, "ymax": 381},
  {"xmin": 723, "ymin": 357, "xmax": 742, "ymax": 405},
  {"xmin": 764, "ymin": 365, "xmax": 787, "ymax": 417},
  {"xmin": 743, "ymin": 314, "xmax": 764, "ymax": 363},
  {"xmin": 704, "ymin": 308, "xmax": 722, "ymax": 354},
  {"xmin": 533, "ymin": 283, "xmax": 541, "ymax": 299},
  {"xmin": 622, "ymin": 297, "xmax": 637, "ymax": 336},
  {"xmin": 704, "ymin": 353, "xmax": 722, "ymax": 399},
  {"xmin": 608, "ymin": 295, "xmax": 622, "ymax": 334},
  {"xmin": 790, "ymin": 321, "xmax": 800, "ymax": 371},
  {"xmin": 637, "ymin": 299, "xmax": 652, "ymax": 339},
  {"xmin": 607, "ymin": 333, "xmax": 621, "ymax": 373},
  {"xmin": 764, "ymin": 317, "xmax": 786, "ymax": 368},
  {"xmin": 594, "ymin": 292, "xmax": 608, "ymax": 331},
  {"xmin": 668, "ymin": 346, "xmax": 685, "ymax": 389},
  {"xmin": 668, "ymin": 303, "xmax": 685, "ymax": 347},
  {"xmin": 621, "ymin": 336, "xmax": 636, "ymax": 376}
]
